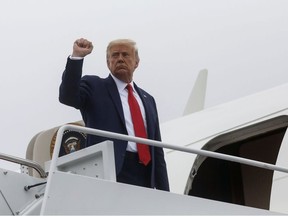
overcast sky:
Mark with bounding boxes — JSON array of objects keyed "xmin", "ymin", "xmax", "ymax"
[{"xmin": 1, "ymin": 0, "xmax": 288, "ymax": 171}]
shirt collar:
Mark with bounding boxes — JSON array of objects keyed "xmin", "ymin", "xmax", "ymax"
[{"xmin": 110, "ymin": 73, "xmax": 135, "ymax": 92}]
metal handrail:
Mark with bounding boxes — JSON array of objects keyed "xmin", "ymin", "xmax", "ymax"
[
  {"xmin": 0, "ymin": 153, "xmax": 47, "ymax": 178},
  {"xmin": 41, "ymin": 123, "xmax": 288, "ymax": 214},
  {"xmin": 51, "ymin": 124, "xmax": 288, "ymax": 174}
]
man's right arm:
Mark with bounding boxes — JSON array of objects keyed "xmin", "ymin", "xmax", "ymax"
[
  {"xmin": 59, "ymin": 38, "xmax": 94, "ymax": 108},
  {"xmin": 59, "ymin": 57, "xmax": 85, "ymax": 109}
]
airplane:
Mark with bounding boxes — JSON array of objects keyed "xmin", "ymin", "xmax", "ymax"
[{"xmin": 1, "ymin": 69, "xmax": 288, "ymax": 214}]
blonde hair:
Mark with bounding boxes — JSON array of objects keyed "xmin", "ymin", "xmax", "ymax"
[{"xmin": 106, "ymin": 39, "xmax": 139, "ymax": 61}]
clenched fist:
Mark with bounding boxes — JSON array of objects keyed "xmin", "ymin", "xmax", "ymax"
[{"xmin": 72, "ymin": 38, "xmax": 93, "ymax": 58}]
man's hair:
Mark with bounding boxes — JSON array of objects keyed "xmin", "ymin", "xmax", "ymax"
[{"xmin": 106, "ymin": 39, "xmax": 139, "ymax": 61}]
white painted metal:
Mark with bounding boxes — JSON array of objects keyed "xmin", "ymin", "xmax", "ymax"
[
  {"xmin": 162, "ymin": 83, "xmax": 288, "ymax": 147},
  {"xmin": 0, "ymin": 168, "xmax": 46, "ymax": 215},
  {"xmin": 41, "ymin": 171, "xmax": 278, "ymax": 215},
  {"xmin": 45, "ymin": 141, "xmax": 116, "ymax": 181},
  {"xmin": 183, "ymin": 68, "xmax": 208, "ymax": 115},
  {"xmin": 161, "ymin": 83, "xmax": 288, "ymax": 194}
]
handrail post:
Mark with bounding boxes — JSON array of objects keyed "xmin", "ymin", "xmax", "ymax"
[{"xmin": 0, "ymin": 153, "xmax": 47, "ymax": 178}]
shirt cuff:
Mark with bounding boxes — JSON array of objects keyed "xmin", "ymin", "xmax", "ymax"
[{"xmin": 69, "ymin": 55, "xmax": 84, "ymax": 60}]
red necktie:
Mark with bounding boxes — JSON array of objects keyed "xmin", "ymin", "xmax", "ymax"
[{"xmin": 126, "ymin": 84, "xmax": 151, "ymax": 165}]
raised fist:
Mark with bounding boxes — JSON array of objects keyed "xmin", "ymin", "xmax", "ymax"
[{"xmin": 72, "ymin": 38, "xmax": 93, "ymax": 58}]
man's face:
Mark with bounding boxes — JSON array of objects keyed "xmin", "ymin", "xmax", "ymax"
[{"xmin": 107, "ymin": 44, "xmax": 139, "ymax": 83}]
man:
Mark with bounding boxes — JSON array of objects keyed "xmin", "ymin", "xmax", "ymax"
[{"xmin": 59, "ymin": 38, "xmax": 169, "ymax": 191}]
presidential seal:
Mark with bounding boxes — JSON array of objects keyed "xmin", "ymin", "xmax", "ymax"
[{"xmin": 50, "ymin": 123, "xmax": 86, "ymax": 158}]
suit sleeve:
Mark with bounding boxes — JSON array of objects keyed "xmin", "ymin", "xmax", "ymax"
[
  {"xmin": 59, "ymin": 57, "xmax": 90, "ymax": 110},
  {"xmin": 152, "ymin": 98, "xmax": 170, "ymax": 191}
]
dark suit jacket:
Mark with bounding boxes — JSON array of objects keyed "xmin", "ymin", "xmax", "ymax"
[{"xmin": 59, "ymin": 57, "xmax": 169, "ymax": 191}]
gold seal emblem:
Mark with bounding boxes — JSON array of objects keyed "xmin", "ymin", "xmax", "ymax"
[{"xmin": 50, "ymin": 122, "xmax": 86, "ymax": 158}]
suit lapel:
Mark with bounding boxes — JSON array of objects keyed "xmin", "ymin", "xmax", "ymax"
[
  {"xmin": 105, "ymin": 77, "xmax": 155, "ymax": 140},
  {"xmin": 105, "ymin": 75, "xmax": 126, "ymax": 127}
]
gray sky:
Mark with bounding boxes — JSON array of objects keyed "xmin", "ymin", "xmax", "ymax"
[{"xmin": 1, "ymin": 0, "xmax": 288, "ymax": 170}]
